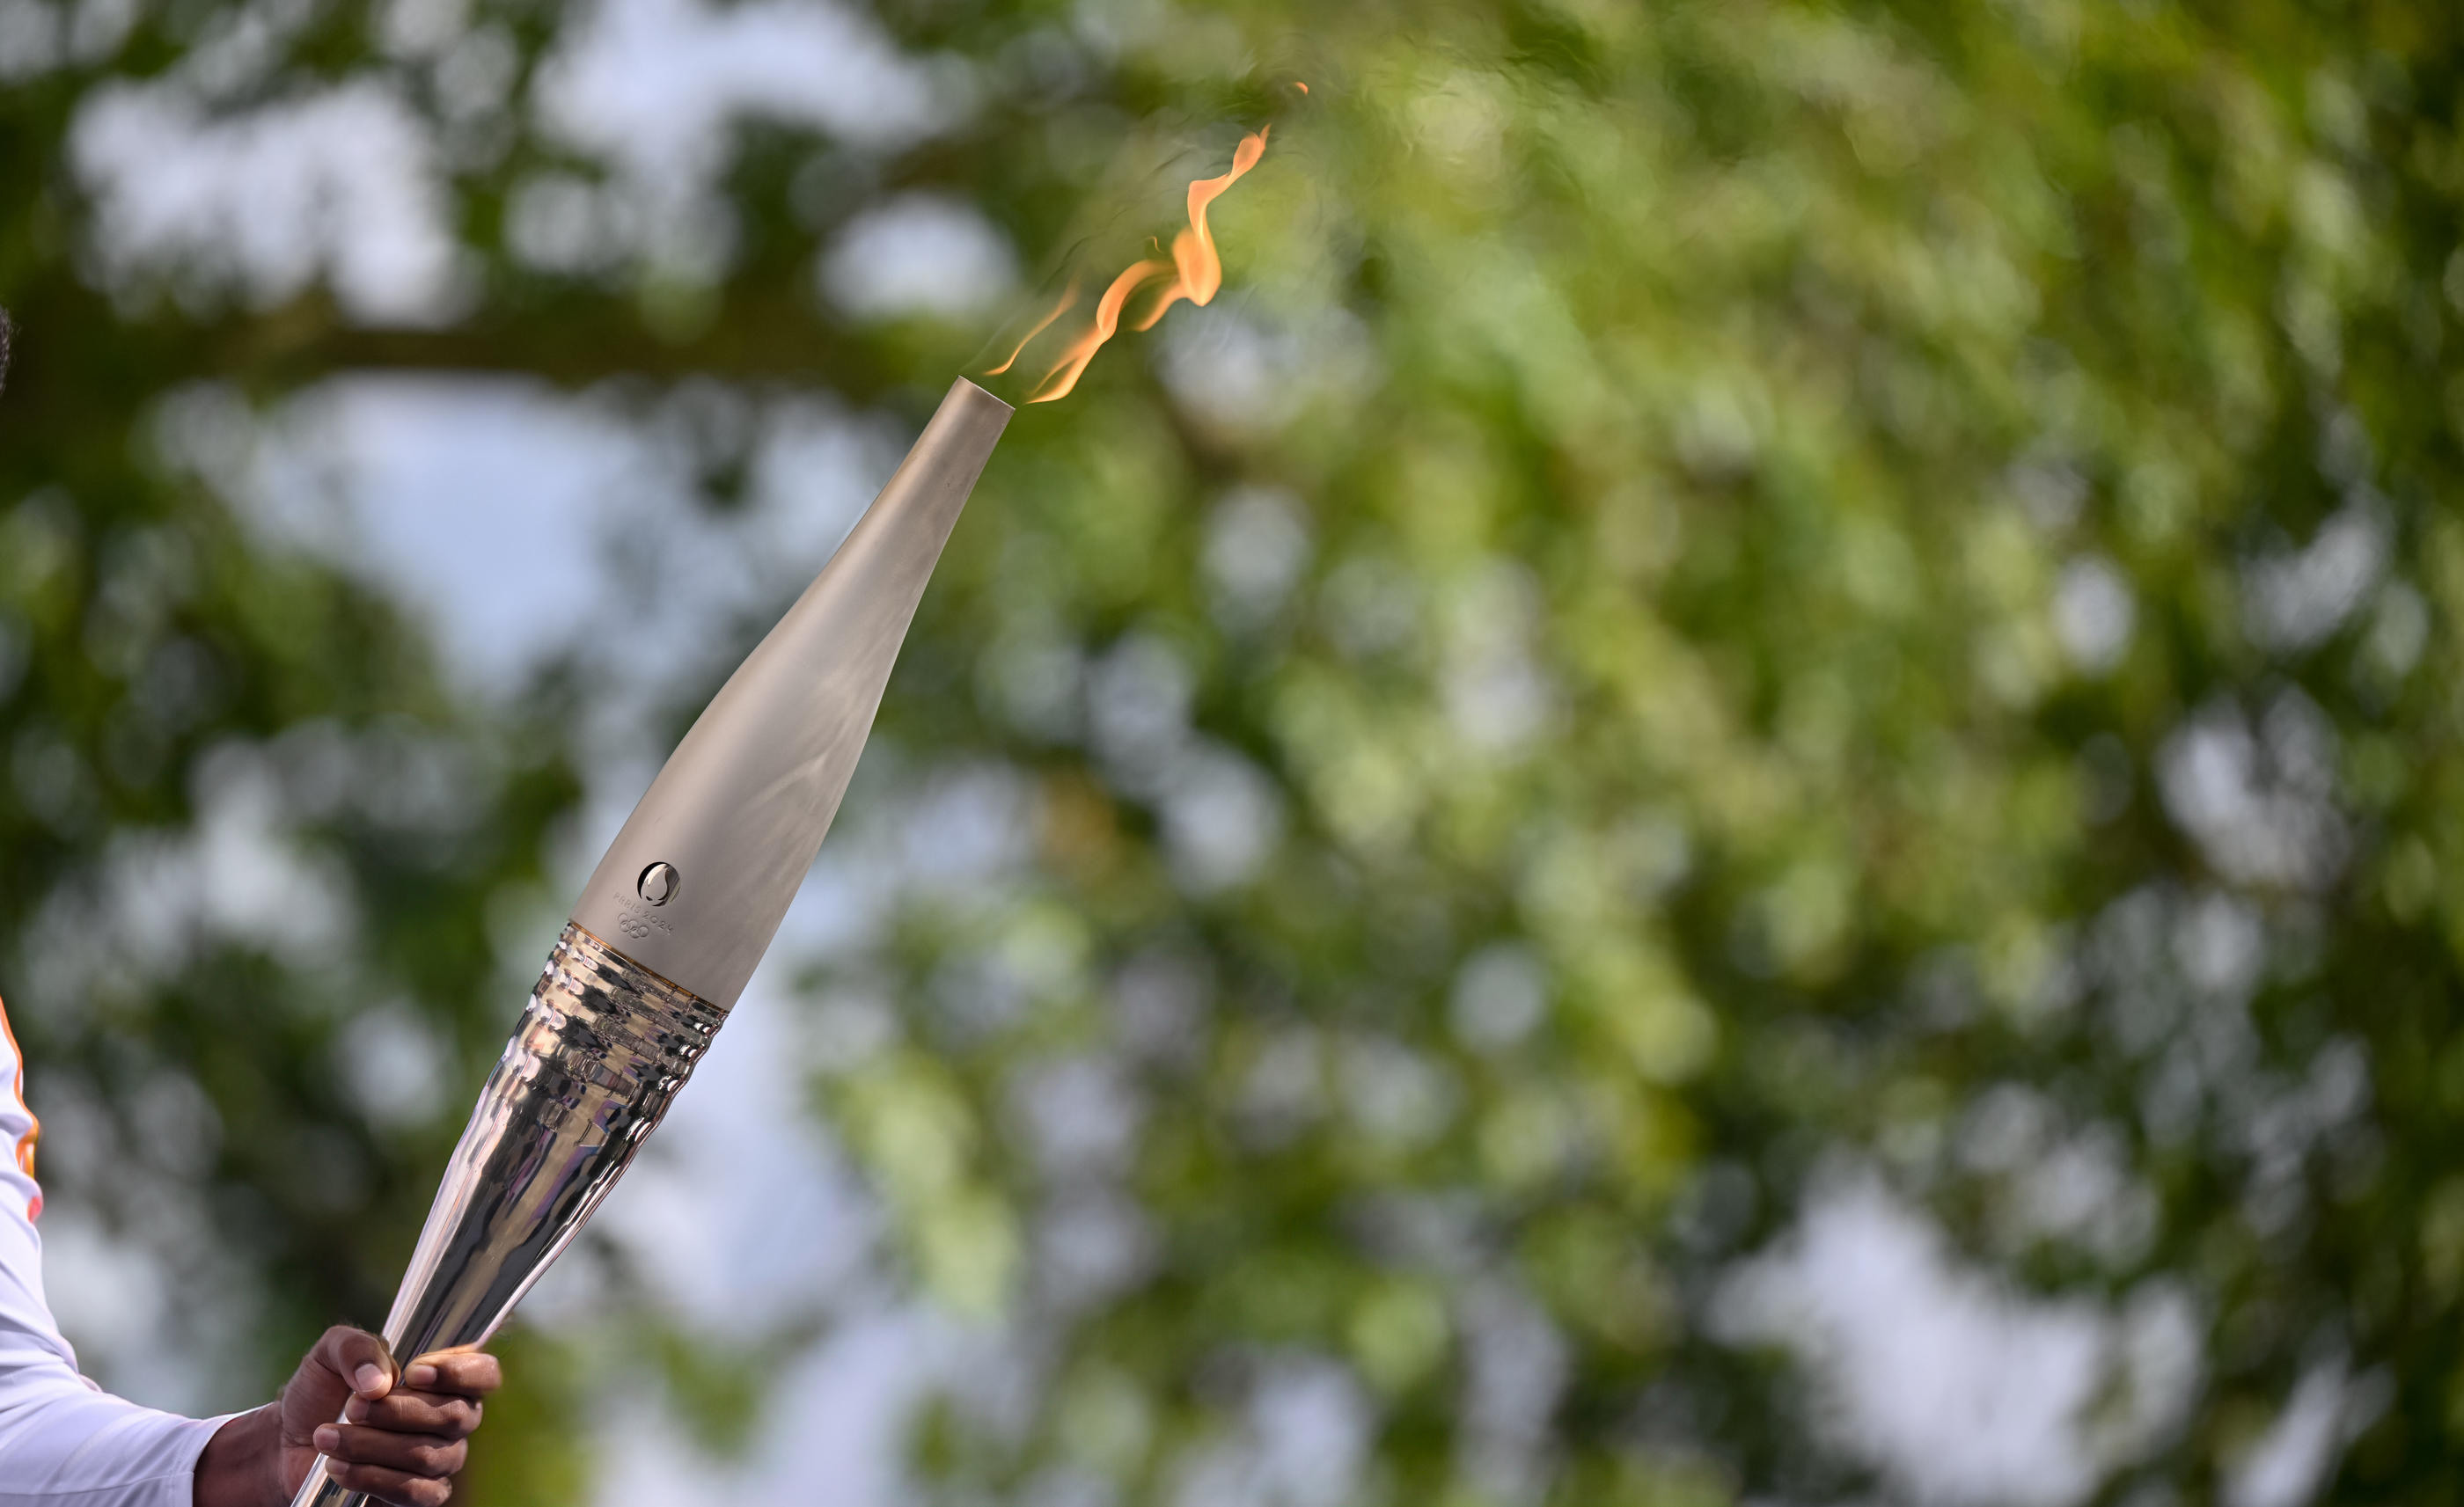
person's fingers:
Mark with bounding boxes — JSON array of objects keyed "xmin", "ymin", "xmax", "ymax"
[
  {"xmin": 312, "ymin": 1422, "xmax": 467, "ymax": 1478},
  {"xmin": 400, "ymin": 1350, "xmax": 502, "ymax": 1398},
  {"xmin": 319, "ymin": 1456, "xmax": 453, "ymax": 1507},
  {"xmin": 338, "ymin": 1389, "xmax": 483, "ymax": 1437},
  {"xmin": 312, "ymin": 1422, "xmax": 467, "ymax": 1476},
  {"xmin": 312, "ymin": 1326, "xmax": 397, "ymax": 1402}
]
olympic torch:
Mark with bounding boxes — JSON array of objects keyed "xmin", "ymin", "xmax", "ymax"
[{"xmin": 290, "ymin": 378, "xmax": 1012, "ymax": 1507}]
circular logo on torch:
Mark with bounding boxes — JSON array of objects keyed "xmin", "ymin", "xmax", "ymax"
[{"xmin": 637, "ymin": 862, "xmax": 682, "ymax": 906}]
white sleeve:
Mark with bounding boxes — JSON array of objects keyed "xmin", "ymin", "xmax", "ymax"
[{"xmin": 0, "ymin": 1000, "xmax": 232, "ymax": 1506}]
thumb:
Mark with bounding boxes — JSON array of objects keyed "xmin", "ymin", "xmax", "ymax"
[{"xmin": 309, "ymin": 1326, "xmax": 397, "ymax": 1403}]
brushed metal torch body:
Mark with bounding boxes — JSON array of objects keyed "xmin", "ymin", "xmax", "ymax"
[{"xmin": 291, "ymin": 378, "xmax": 1011, "ymax": 1507}]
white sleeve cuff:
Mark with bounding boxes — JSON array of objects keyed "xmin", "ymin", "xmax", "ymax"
[{"xmin": 0, "ymin": 1381, "xmax": 238, "ymax": 1506}]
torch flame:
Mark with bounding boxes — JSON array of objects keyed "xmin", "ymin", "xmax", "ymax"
[
  {"xmin": 1028, "ymin": 259, "xmax": 1173, "ymax": 404},
  {"xmin": 1133, "ymin": 126, "xmax": 1269, "ymax": 333},
  {"xmin": 1009, "ymin": 124, "xmax": 1276, "ymax": 405},
  {"xmin": 986, "ymin": 282, "xmax": 1077, "ymax": 377}
]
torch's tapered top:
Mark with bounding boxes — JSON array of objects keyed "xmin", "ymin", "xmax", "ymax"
[{"xmin": 569, "ymin": 378, "xmax": 1010, "ymax": 1008}]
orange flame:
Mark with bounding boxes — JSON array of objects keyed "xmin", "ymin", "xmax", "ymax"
[
  {"xmin": 1029, "ymin": 258, "xmax": 1173, "ymax": 404},
  {"xmin": 986, "ymin": 282, "xmax": 1077, "ymax": 376},
  {"xmin": 1013, "ymin": 125, "xmax": 1275, "ymax": 405},
  {"xmin": 1133, "ymin": 127, "xmax": 1269, "ymax": 333}
]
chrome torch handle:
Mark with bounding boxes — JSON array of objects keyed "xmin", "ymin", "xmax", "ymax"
[
  {"xmin": 288, "ymin": 1452, "xmax": 366, "ymax": 1507},
  {"xmin": 290, "ymin": 1465, "xmax": 350, "ymax": 1507},
  {"xmin": 288, "ymin": 922, "xmax": 724, "ymax": 1507}
]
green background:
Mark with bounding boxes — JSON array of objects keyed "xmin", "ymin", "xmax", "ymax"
[{"xmin": 5, "ymin": 0, "xmax": 2464, "ymax": 1501}]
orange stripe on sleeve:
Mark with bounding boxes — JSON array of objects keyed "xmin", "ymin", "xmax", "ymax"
[{"xmin": 0, "ymin": 995, "xmax": 40, "ymax": 1220}]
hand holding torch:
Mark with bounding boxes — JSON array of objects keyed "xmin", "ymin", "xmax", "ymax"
[{"xmin": 290, "ymin": 378, "xmax": 1011, "ymax": 1507}]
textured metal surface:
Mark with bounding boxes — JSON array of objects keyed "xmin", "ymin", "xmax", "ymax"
[
  {"xmin": 570, "ymin": 377, "xmax": 1012, "ymax": 1009},
  {"xmin": 289, "ymin": 923, "xmax": 719, "ymax": 1507}
]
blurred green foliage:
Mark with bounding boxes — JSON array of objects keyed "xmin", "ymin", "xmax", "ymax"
[{"xmin": 6, "ymin": 0, "xmax": 2464, "ymax": 1503}]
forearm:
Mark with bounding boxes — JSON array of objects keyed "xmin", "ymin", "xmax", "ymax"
[{"xmin": 193, "ymin": 1403, "xmax": 283, "ymax": 1507}]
